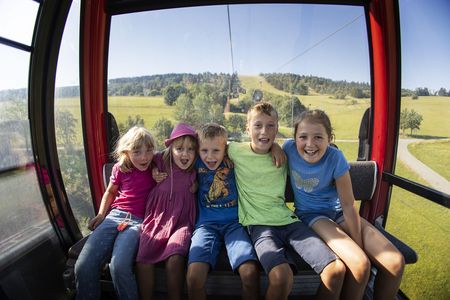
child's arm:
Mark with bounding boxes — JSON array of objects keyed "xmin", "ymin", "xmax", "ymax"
[
  {"xmin": 222, "ymin": 155, "xmax": 234, "ymax": 168},
  {"xmin": 270, "ymin": 142, "xmax": 287, "ymax": 168},
  {"xmin": 223, "ymin": 144, "xmax": 234, "ymax": 168},
  {"xmin": 189, "ymin": 180, "xmax": 198, "ymax": 193},
  {"xmin": 88, "ymin": 182, "xmax": 118, "ymax": 231},
  {"xmin": 336, "ymin": 171, "xmax": 363, "ymax": 247},
  {"xmin": 152, "ymin": 167, "xmax": 168, "ymax": 183}
]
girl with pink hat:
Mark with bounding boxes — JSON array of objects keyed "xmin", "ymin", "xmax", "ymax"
[{"xmin": 136, "ymin": 123, "xmax": 198, "ymax": 300}]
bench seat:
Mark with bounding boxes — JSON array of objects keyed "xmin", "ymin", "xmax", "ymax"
[{"xmin": 63, "ymin": 161, "xmax": 417, "ymax": 298}]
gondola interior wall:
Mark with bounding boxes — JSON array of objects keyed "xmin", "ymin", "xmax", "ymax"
[{"xmin": 0, "ymin": 0, "xmax": 449, "ymax": 299}]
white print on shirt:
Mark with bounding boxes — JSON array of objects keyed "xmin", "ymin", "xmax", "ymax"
[{"xmin": 292, "ymin": 170, "xmax": 319, "ymax": 193}]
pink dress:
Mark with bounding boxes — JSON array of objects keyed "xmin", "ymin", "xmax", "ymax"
[{"xmin": 137, "ymin": 152, "xmax": 197, "ymax": 263}]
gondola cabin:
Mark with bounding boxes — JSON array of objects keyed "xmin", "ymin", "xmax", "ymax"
[{"xmin": 0, "ymin": 0, "xmax": 448, "ymax": 299}]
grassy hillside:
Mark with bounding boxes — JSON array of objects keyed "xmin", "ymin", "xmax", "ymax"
[
  {"xmin": 400, "ymin": 96, "xmax": 450, "ymax": 138},
  {"xmin": 240, "ymin": 75, "xmax": 291, "ymax": 96},
  {"xmin": 108, "ymin": 96, "xmax": 176, "ymax": 126},
  {"xmin": 239, "ymin": 75, "xmax": 371, "ymax": 139}
]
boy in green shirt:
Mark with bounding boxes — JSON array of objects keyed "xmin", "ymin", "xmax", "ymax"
[{"xmin": 228, "ymin": 102, "xmax": 345, "ymax": 300}]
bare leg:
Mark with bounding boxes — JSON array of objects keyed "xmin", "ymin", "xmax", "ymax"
[
  {"xmin": 313, "ymin": 219, "xmax": 371, "ymax": 300},
  {"xmin": 316, "ymin": 259, "xmax": 346, "ymax": 300},
  {"xmin": 186, "ymin": 262, "xmax": 209, "ymax": 300},
  {"xmin": 359, "ymin": 218, "xmax": 405, "ymax": 300},
  {"xmin": 136, "ymin": 262, "xmax": 155, "ymax": 300},
  {"xmin": 266, "ymin": 263, "xmax": 292, "ymax": 300},
  {"xmin": 166, "ymin": 255, "xmax": 186, "ymax": 300},
  {"xmin": 237, "ymin": 261, "xmax": 260, "ymax": 300}
]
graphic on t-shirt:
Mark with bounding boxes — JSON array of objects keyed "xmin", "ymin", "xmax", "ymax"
[
  {"xmin": 207, "ymin": 167, "xmax": 230, "ymax": 202},
  {"xmin": 292, "ymin": 170, "xmax": 319, "ymax": 192}
]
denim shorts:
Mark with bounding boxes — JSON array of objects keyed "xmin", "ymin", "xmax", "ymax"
[
  {"xmin": 188, "ymin": 222, "xmax": 257, "ymax": 271},
  {"xmin": 296, "ymin": 210, "xmax": 345, "ymax": 227},
  {"xmin": 248, "ymin": 222, "xmax": 336, "ymax": 274}
]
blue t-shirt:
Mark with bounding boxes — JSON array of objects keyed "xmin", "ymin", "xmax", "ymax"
[
  {"xmin": 195, "ymin": 159, "xmax": 239, "ymax": 226},
  {"xmin": 283, "ymin": 139, "xmax": 349, "ymax": 212}
]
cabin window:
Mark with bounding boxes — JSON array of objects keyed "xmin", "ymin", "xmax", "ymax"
[
  {"xmin": 387, "ymin": 1, "xmax": 450, "ymax": 299},
  {"xmin": 107, "ymin": 3, "xmax": 370, "ymax": 160},
  {"xmin": 0, "ymin": 0, "xmax": 52, "ymax": 263},
  {"xmin": 54, "ymin": 0, "xmax": 94, "ymax": 236},
  {"xmin": 0, "ymin": 0, "xmax": 38, "ymax": 46}
]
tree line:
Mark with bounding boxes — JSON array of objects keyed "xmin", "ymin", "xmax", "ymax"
[
  {"xmin": 261, "ymin": 73, "xmax": 372, "ymax": 99},
  {"xmin": 1, "ymin": 73, "xmax": 449, "ymax": 101}
]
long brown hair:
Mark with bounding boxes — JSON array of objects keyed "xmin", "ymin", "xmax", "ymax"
[{"xmin": 294, "ymin": 109, "xmax": 335, "ymax": 142}]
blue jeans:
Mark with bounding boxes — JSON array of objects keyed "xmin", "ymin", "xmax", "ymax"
[{"xmin": 75, "ymin": 209, "xmax": 142, "ymax": 300}]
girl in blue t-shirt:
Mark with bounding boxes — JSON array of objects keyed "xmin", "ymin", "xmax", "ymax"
[{"xmin": 283, "ymin": 109, "xmax": 404, "ymax": 300}]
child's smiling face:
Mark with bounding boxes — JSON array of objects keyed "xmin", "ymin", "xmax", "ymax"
[
  {"xmin": 199, "ymin": 136, "xmax": 227, "ymax": 170},
  {"xmin": 247, "ymin": 110, "xmax": 278, "ymax": 154},
  {"xmin": 171, "ymin": 137, "xmax": 196, "ymax": 170},
  {"xmin": 295, "ymin": 121, "xmax": 331, "ymax": 164}
]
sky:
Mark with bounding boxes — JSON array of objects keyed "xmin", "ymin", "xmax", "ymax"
[
  {"xmin": 0, "ymin": 0, "xmax": 449, "ymax": 92},
  {"xmin": 108, "ymin": 4, "xmax": 371, "ymax": 84}
]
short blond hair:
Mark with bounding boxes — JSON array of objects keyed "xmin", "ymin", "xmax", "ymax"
[
  {"xmin": 247, "ymin": 101, "xmax": 278, "ymax": 124},
  {"xmin": 197, "ymin": 123, "xmax": 228, "ymax": 143}
]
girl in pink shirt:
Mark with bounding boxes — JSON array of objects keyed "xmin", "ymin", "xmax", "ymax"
[{"xmin": 75, "ymin": 126, "xmax": 157, "ymax": 300}]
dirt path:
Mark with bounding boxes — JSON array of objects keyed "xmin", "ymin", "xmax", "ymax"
[{"xmin": 397, "ymin": 139, "xmax": 450, "ymax": 195}]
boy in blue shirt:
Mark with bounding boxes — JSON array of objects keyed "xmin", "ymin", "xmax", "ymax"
[{"xmin": 186, "ymin": 123, "xmax": 260, "ymax": 300}]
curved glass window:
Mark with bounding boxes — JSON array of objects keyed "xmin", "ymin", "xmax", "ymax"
[
  {"xmin": 0, "ymin": 1, "xmax": 53, "ymax": 264},
  {"xmin": 388, "ymin": 1, "xmax": 450, "ymax": 298},
  {"xmin": 0, "ymin": 45, "xmax": 33, "ymax": 170},
  {"xmin": 0, "ymin": 0, "xmax": 39, "ymax": 46},
  {"xmin": 54, "ymin": 0, "xmax": 93, "ymax": 236},
  {"xmin": 395, "ymin": 0, "xmax": 450, "ymax": 194},
  {"xmin": 108, "ymin": 4, "xmax": 370, "ymax": 161}
]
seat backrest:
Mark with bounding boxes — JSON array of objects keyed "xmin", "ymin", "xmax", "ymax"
[
  {"xmin": 106, "ymin": 112, "xmax": 120, "ymax": 162},
  {"xmin": 348, "ymin": 160, "xmax": 377, "ymax": 201},
  {"xmin": 285, "ymin": 160, "xmax": 377, "ymax": 202},
  {"xmin": 102, "ymin": 162, "xmax": 115, "ymax": 188},
  {"xmin": 357, "ymin": 108, "xmax": 371, "ymax": 161}
]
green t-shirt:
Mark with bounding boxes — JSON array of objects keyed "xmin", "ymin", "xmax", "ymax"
[{"xmin": 228, "ymin": 142, "xmax": 298, "ymax": 226}]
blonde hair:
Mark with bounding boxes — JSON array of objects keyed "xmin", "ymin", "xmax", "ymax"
[
  {"xmin": 247, "ymin": 101, "xmax": 279, "ymax": 124},
  {"xmin": 294, "ymin": 109, "xmax": 334, "ymax": 142},
  {"xmin": 161, "ymin": 135, "xmax": 198, "ymax": 173},
  {"xmin": 197, "ymin": 123, "xmax": 228, "ymax": 143},
  {"xmin": 114, "ymin": 126, "xmax": 156, "ymax": 172}
]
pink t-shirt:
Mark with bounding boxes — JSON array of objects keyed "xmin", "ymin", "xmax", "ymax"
[{"xmin": 110, "ymin": 163, "xmax": 156, "ymax": 219}]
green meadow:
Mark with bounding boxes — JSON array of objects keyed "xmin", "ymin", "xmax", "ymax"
[
  {"xmin": 52, "ymin": 76, "xmax": 449, "ymax": 299},
  {"xmin": 408, "ymin": 140, "xmax": 450, "ymax": 181},
  {"xmin": 400, "ymin": 96, "xmax": 450, "ymax": 138}
]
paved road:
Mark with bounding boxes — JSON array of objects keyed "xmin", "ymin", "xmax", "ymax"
[{"xmin": 397, "ymin": 139, "xmax": 450, "ymax": 195}]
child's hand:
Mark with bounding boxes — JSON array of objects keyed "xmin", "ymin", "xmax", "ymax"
[
  {"xmin": 88, "ymin": 214, "xmax": 105, "ymax": 231},
  {"xmin": 152, "ymin": 168, "xmax": 168, "ymax": 183},
  {"xmin": 271, "ymin": 142, "xmax": 286, "ymax": 168},
  {"xmin": 223, "ymin": 156, "xmax": 234, "ymax": 168},
  {"xmin": 189, "ymin": 181, "xmax": 198, "ymax": 193}
]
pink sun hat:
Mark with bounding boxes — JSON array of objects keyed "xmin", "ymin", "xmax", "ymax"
[{"xmin": 164, "ymin": 123, "xmax": 197, "ymax": 147}]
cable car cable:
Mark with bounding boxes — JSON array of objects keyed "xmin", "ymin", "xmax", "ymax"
[
  {"xmin": 226, "ymin": 5, "xmax": 235, "ymax": 105},
  {"xmin": 276, "ymin": 14, "xmax": 363, "ymax": 72}
]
